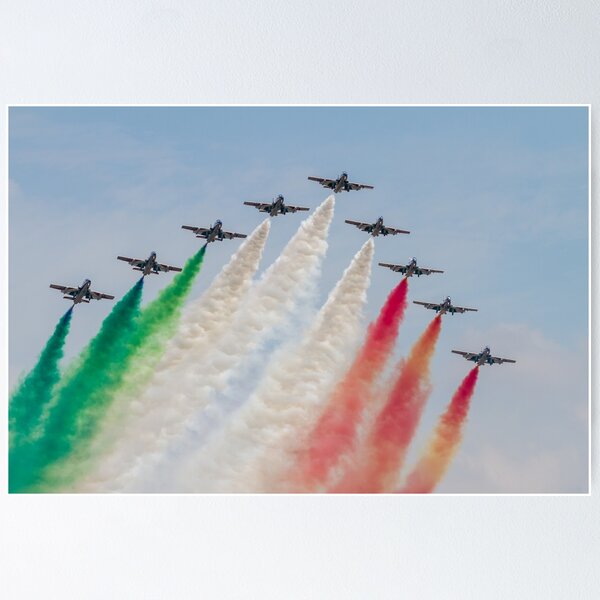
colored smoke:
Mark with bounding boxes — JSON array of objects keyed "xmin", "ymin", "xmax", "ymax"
[
  {"xmin": 335, "ymin": 315, "xmax": 442, "ymax": 493},
  {"xmin": 10, "ymin": 279, "xmax": 144, "ymax": 492},
  {"xmin": 80, "ymin": 223, "xmax": 269, "ymax": 491},
  {"xmin": 9, "ymin": 308, "xmax": 73, "ymax": 489},
  {"xmin": 183, "ymin": 238, "xmax": 374, "ymax": 492},
  {"xmin": 293, "ymin": 276, "xmax": 409, "ymax": 492},
  {"xmin": 401, "ymin": 366, "xmax": 479, "ymax": 493},
  {"xmin": 84, "ymin": 197, "xmax": 333, "ymax": 492}
]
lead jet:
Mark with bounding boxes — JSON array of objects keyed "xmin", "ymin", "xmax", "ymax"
[
  {"xmin": 307, "ymin": 172, "xmax": 374, "ymax": 193},
  {"xmin": 413, "ymin": 296, "xmax": 477, "ymax": 316},
  {"xmin": 379, "ymin": 257, "xmax": 444, "ymax": 278},
  {"xmin": 49, "ymin": 279, "xmax": 115, "ymax": 305},
  {"xmin": 345, "ymin": 216, "xmax": 410, "ymax": 237},
  {"xmin": 452, "ymin": 346, "xmax": 516, "ymax": 366},
  {"xmin": 181, "ymin": 219, "xmax": 247, "ymax": 243},
  {"xmin": 117, "ymin": 251, "xmax": 182, "ymax": 277},
  {"xmin": 243, "ymin": 195, "xmax": 310, "ymax": 217}
]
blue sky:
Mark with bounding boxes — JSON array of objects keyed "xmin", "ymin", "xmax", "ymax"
[{"xmin": 8, "ymin": 106, "xmax": 589, "ymax": 492}]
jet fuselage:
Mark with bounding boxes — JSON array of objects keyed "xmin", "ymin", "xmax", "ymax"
[
  {"xmin": 438, "ymin": 296, "xmax": 453, "ymax": 315},
  {"xmin": 139, "ymin": 252, "xmax": 158, "ymax": 276},
  {"xmin": 476, "ymin": 347, "xmax": 492, "ymax": 366},
  {"xmin": 405, "ymin": 258, "xmax": 418, "ymax": 277},
  {"xmin": 334, "ymin": 172, "xmax": 349, "ymax": 193},
  {"xmin": 270, "ymin": 196, "xmax": 285, "ymax": 216},
  {"xmin": 72, "ymin": 279, "xmax": 92, "ymax": 304},
  {"xmin": 371, "ymin": 217, "xmax": 385, "ymax": 236},
  {"xmin": 207, "ymin": 220, "xmax": 223, "ymax": 243}
]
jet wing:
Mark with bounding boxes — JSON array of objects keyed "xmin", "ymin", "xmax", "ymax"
[
  {"xmin": 348, "ymin": 181, "xmax": 374, "ymax": 190},
  {"xmin": 451, "ymin": 305, "xmax": 478, "ymax": 314},
  {"xmin": 181, "ymin": 225, "xmax": 209, "ymax": 236},
  {"xmin": 50, "ymin": 284, "xmax": 78, "ymax": 296},
  {"xmin": 378, "ymin": 262, "xmax": 408, "ymax": 274},
  {"xmin": 285, "ymin": 205, "xmax": 310, "ymax": 213},
  {"xmin": 416, "ymin": 267, "xmax": 444, "ymax": 276},
  {"xmin": 87, "ymin": 290, "xmax": 115, "ymax": 300},
  {"xmin": 307, "ymin": 176, "xmax": 338, "ymax": 189},
  {"xmin": 156, "ymin": 262, "xmax": 183, "ymax": 273},
  {"xmin": 451, "ymin": 350, "xmax": 479, "ymax": 362},
  {"xmin": 383, "ymin": 226, "xmax": 410, "ymax": 235},
  {"xmin": 490, "ymin": 355, "xmax": 516, "ymax": 364},
  {"xmin": 345, "ymin": 219, "xmax": 373, "ymax": 232},
  {"xmin": 117, "ymin": 256, "xmax": 146, "ymax": 268},
  {"xmin": 243, "ymin": 202, "xmax": 270, "ymax": 211},
  {"xmin": 221, "ymin": 230, "xmax": 247, "ymax": 240},
  {"xmin": 413, "ymin": 300, "xmax": 441, "ymax": 311}
]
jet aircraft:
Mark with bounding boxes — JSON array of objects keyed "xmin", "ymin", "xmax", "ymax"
[
  {"xmin": 181, "ymin": 220, "xmax": 247, "ymax": 243},
  {"xmin": 452, "ymin": 346, "xmax": 516, "ymax": 366},
  {"xmin": 379, "ymin": 257, "xmax": 444, "ymax": 278},
  {"xmin": 243, "ymin": 195, "xmax": 310, "ymax": 217},
  {"xmin": 413, "ymin": 296, "xmax": 477, "ymax": 315},
  {"xmin": 307, "ymin": 172, "xmax": 374, "ymax": 193},
  {"xmin": 345, "ymin": 216, "xmax": 410, "ymax": 237},
  {"xmin": 117, "ymin": 251, "xmax": 182, "ymax": 276},
  {"xmin": 49, "ymin": 279, "xmax": 114, "ymax": 304}
]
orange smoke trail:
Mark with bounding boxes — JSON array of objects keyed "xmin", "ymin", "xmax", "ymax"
[
  {"xmin": 292, "ymin": 278, "xmax": 409, "ymax": 491},
  {"xmin": 334, "ymin": 315, "xmax": 442, "ymax": 493},
  {"xmin": 400, "ymin": 366, "xmax": 479, "ymax": 493}
]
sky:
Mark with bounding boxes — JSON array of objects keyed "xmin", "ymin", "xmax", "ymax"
[{"xmin": 8, "ymin": 106, "xmax": 589, "ymax": 493}]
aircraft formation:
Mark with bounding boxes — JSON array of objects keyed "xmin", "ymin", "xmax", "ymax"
[{"xmin": 49, "ymin": 170, "xmax": 515, "ymax": 366}]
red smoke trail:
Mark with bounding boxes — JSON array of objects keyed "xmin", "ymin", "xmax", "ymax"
[
  {"xmin": 293, "ymin": 278, "xmax": 409, "ymax": 491},
  {"xmin": 334, "ymin": 315, "xmax": 442, "ymax": 493},
  {"xmin": 400, "ymin": 366, "xmax": 479, "ymax": 493}
]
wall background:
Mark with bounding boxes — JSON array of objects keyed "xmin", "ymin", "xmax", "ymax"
[{"xmin": 1, "ymin": 2, "xmax": 597, "ymax": 598}]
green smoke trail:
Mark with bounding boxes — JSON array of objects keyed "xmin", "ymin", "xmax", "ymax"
[
  {"xmin": 132, "ymin": 244, "xmax": 207, "ymax": 363},
  {"xmin": 9, "ymin": 279, "xmax": 144, "ymax": 493},
  {"xmin": 9, "ymin": 308, "xmax": 74, "ymax": 452},
  {"xmin": 88, "ymin": 244, "xmax": 209, "ymax": 414},
  {"xmin": 23, "ymin": 245, "xmax": 206, "ymax": 492}
]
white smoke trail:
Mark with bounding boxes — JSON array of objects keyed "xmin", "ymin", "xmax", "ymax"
[
  {"xmin": 77, "ymin": 219, "xmax": 271, "ymax": 491},
  {"xmin": 157, "ymin": 218, "xmax": 272, "ymax": 371},
  {"xmin": 83, "ymin": 196, "xmax": 334, "ymax": 492},
  {"xmin": 175, "ymin": 238, "xmax": 374, "ymax": 492}
]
